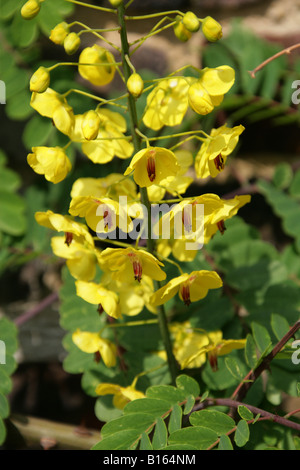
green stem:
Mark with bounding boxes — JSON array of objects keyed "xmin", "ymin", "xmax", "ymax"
[{"xmin": 117, "ymin": 3, "xmax": 178, "ymax": 385}]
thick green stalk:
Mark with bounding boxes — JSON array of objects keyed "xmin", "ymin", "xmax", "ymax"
[{"xmin": 117, "ymin": 3, "xmax": 178, "ymax": 384}]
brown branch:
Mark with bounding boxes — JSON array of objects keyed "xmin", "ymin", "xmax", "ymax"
[
  {"xmin": 14, "ymin": 292, "xmax": 59, "ymax": 327},
  {"xmin": 249, "ymin": 42, "xmax": 300, "ymax": 78},
  {"xmin": 231, "ymin": 320, "xmax": 300, "ymax": 403},
  {"xmin": 195, "ymin": 397, "xmax": 300, "ymax": 433}
]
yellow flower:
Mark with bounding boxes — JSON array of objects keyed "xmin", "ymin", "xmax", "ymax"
[
  {"xmin": 95, "ymin": 379, "xmax": 145, "ymax": 409},
  {"xmin": 30, "ymin": 88, "xmax": 75, "ymax": 136},
  {"xmin": 150, "ymin": 270, "xmax": 222, "ymax": 307},
  {"xmin": 70, "ymin": 173, "xmax": 137, "ymax": 202},
  {"xmin": 195, "ymin": 124, "xmax": 245, "ymax": 178},
  {"xmin": 21, "ymin": 0, "xmax": 40, "ymax": 19},
  {"xmin": 99, "ymin": 247, "xmax": 166, "ymax": 283},
  {"xmin": 72, "ymin": 329, "xmax": 117, "ymax": 368},
  {"xmin": 124, "ymin": 146, "xmax": 179, "ymax": 188},
  {"xmin": 29, "ymin": 66, "xmax": 50, "ymax": 93},
  {"xmin": 147, "ymin": 149, "xmax": 194, "ymax": 202},
  {"xmin": 49, "ymin": 22, "xmax": 69, "ymax": 45},
  {"xmin": 143, "ymin": 78, "xmax": 190, "ymax": 131},
  {"xmin": 69, "ymin": 109, "xmax": 133, "ymax": 163},
  {"xmin": 170, "ymin": 321, "xmax": 209, "ymax": 369},
  {"xmin": 51, "ymin": 236, "xmax": 101, "ymax": 281},
  {"xmin": 75, "ymin": 280, "xmax": 121, "ymax": 319},
  {"xmin": 181, "ymin": 330, "xmax": 246, "ymax": 371},
  {"xmin": 188, "ymin": 66, "xmax": 235, "ymax": 115},
  {"xmin": 27, "ymin": 146, "xmax": 72, "ymax": 184},
  {"xmin": 101, "ymin": 272, "xmax": 156, "ymax": 316},
  {"xmin": 201, "ymin": 16, "xmax": 223, "ymax": 42},
  {"xmin": 69, "ymin": 195, "xmax": 132, "ymax": 234},
  {"xmin": 78, "ymin": 45, "xmax": 116, "ymax": 86},
  {"xmin": 35, "ymin": 210, "xmax": 94, "ymax": 246}
]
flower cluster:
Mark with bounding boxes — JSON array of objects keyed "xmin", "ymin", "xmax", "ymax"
[{"xmin": 23, "ymin": 0, "xmax": 250, "ymax": 408}]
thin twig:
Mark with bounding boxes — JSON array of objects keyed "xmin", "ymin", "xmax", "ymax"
[
  {"xmin": 231, "ymin": 320, "xmax": 300, "ymax": 402},
  {"xmin": 14, "ymin": 293, "xmax": 59, "ymax": 327},
  {"xmin": 194, "ymin": 397, "xmax": 300, "ymax": 433},
  {"xmin": 249, "ymin": 42, "xmax": 300, "ymax": 78}
]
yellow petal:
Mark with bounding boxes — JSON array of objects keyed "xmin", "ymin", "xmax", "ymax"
[
  {"xmin": 151, "ymin": 273, "xmax": 189, "ymax": 306},
  {"xmin": 72, "ymin": 329, "xmax": 100, "ymax": 353}
]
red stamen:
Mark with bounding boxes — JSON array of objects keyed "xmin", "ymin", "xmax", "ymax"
[
  {"xmin": 94, "ymin": 351, "xmax": 101, "ymax": 363},
  {"xmin": 217, "ymin": 220, "xmax": 226, "ymax": 235},
  {"xmin": 208, "ymin": 351, "xmax": 218, "ymax": 371},
  {"xmin": 128, "ymin": 252, "xmax": 143, "ymax": 282},
  {"xmin": 133, "ymin": 260, "xmax": 142, "ymax": 282},
  {"xmin": 181, "ymin": 284, "xmax": 191, "ymax": 306},
  {"xmin": 97, "ymin": 304, "xmax": 104, "ymax": 315},
  {"xmin": 64, "ymin": 232, "xmax": 73, "ymax": 246},
  {"xmin": 147, "ymin": 153, "xmax": 156, "ymax": 182},
  {"xmin": 214, "ymin": 153, "xmax": 225, "ymax": 171},
  {"xmin": 103, "ymin": 206, "xmax": 112, "ymax": 230},
  {"xmin": 182, "ymin": 207, "xmax": 192, "ymax": 233}
]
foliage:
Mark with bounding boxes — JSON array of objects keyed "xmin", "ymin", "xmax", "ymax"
[{"xmin": 0, "ymin": 317, "xmax": 18, "ymax": 446}]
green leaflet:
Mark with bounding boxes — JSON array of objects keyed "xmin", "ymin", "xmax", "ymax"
[{"xmin": 0, "ymin": 317, "xmax": 18, "ymax": 445}]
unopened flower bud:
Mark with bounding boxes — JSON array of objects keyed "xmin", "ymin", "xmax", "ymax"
[
  {"xmin": 127, "ymin": 73, "xmax": 144, "ymax": 98},
  {"xmin": 64, "ymin": 32, "xmax": 81, "ymax": 55},
  {"xmin": 21, "ymin": 0, "xmax": 40, "ymax": 19},
  {"xmin": 50, "ymin": 22, "xmax": 70, "ymax": 45},
  {"xmin": 78, "ymin": 45, "xmax": 116, "ymax": 86},
  {"xmin": 30, "ymin": 66, "xmax": 50, "ymax": 93},
  {"xmin": 201, "ymin": 16, "xmax": 223, "ymax": 42},
  {"xmin": 108, "ymin": 0, "xmax": 123, "ymax": 6},
  {"xmin": 173, "ymin": 15, "xmax": 192, "ymax": 42},
  {"xmin": 81, "ymin": 110, "xmax": 101, "ymax": 141},
  {"xmin": 182, "ymin": 11, "xmax": 200, "ymax": 33}
]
